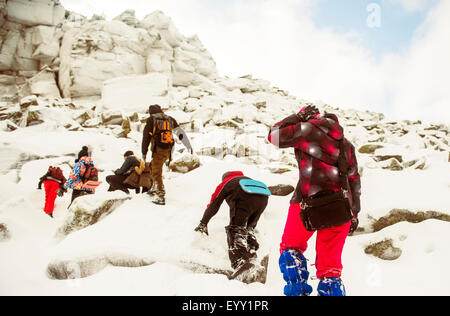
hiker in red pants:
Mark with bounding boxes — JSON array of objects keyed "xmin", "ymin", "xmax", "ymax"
[
  {"xmin": 38, "ymin": 166, "xmax": 66, "ymax": 218},
  {"xmin": 268, "ymin": 105, "xmax": 361, "ymax": 296}
]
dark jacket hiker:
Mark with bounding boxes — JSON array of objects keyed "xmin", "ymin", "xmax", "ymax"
[
  {"xmin": 141, "ymin": 105, "xmax": 193, "ymax": 205},
  {"xmin": 106, "ymin": 151, "xmax": 143, "ymax": 194},
  {"xmin": 195, "ymin": 171, "xmax": 270, "ymax": 271}
]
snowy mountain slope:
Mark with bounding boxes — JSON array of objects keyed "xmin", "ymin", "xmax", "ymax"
[{"xmin": 0, "ymin": 2, "xmax": 449, "ymax": 296}]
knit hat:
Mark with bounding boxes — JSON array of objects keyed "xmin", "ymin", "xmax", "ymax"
[{"xmin": 77, "ymin": 146, "xmax": 89, "ymax": 159}]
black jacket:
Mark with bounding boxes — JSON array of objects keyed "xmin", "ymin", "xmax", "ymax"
[
  {"xmin": 114, "ymin": 156, "xmax": 140, "ymax": 176},
  {"xmin": 201, "ymin": 174, "xmax": 269, "ymax": 228},
  {"xmin": 142, "ymin": 111, "xmax": 180, "ymax": 156}
]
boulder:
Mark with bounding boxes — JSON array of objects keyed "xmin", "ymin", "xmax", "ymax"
[
  {"xmin": 268, "ymin": 184, "xmax": 295, "ymax": 196},
  {"xmin": 19, "ymin": 95, "xmax": 39, "ymax": 108},
  {"xmin": 169, "ymin": 153, "xmax": 200, "ymax": 173},
  {"xmin": 31, "ymin": 25, "xmax": 61, "ymax": 62},
  {"xmin": 380, "ymin": 158, "xmax": 404, "ymax": 171},
  {"xmin": 58, "ymin": 21, "xmax": 152, "ymax": 98},
  {"xmin": 56, "ymin": 192, "xmax": 131, "ymax": 238},
  {"xmin": 0, "ymin": 30, "xmax": 20, "ymax": 70},
  {"xmin": 358, "ymin": 144, "xmax": 383, "ymax": 154},
  {"xmin": 5, "ymin": 0, "xmax": 65, "ymax": 26},
  {"xmin": 27, "ymin": 70, "xmax": 61, "ymax": 98},
  {"xmin": 365, "ymin": 239, "xmax": 402, "ymax": 261},
  {"xmin": 113, "ymin": 9, "xmax": 140, "ymax": 28}
]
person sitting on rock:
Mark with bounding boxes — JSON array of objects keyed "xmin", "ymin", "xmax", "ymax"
[
  {"xmin": 38, "ymin": 166, "xmax": 66, "ymax": 218},
  {"xmin": 106, "ymin": 151, "xmax": 144, "ymax": 194},
  {"xmin": 194, "ymin": 171, "xmax": 271, "ymax": 282}
]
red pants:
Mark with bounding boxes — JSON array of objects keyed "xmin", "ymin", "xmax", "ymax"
[
  {"xmin": 43, "ymin": 180, "xmax": 59, "ymax": 215},
  {"xmin": 280, "ymin": 203, "xmax": 351, "ymax": 279}
]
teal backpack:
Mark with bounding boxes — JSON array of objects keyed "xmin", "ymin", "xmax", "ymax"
[{"xmin": 239, "ymin": 179, "xmax": 271, "ymax": 196}]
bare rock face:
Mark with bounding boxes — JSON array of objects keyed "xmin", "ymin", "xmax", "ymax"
[{"xmin": 58, "ymin": 20, "xmax": 153, "ymax": 98}]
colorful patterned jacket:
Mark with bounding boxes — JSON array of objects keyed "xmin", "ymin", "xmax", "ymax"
[{"xmin": 64, "ymin": 156, "xmax": 94, "ymax": 191}]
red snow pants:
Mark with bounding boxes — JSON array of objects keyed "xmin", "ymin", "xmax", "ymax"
[
  {"xmin": 43, "ymin": 180, "xmax": 59, "ymax": 215},
  {"xmin": 280, "ymin": 203, "xmax": 351, "ymax": 279}
]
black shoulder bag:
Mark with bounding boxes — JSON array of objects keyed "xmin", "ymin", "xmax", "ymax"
[{"xmin": 299, "ymin": 139, "xmax": 354, "ymax": 231}]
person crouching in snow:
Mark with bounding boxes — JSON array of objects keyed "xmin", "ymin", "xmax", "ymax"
[
  {"xmin": 194, "ymin": 171, "xmax": 271, "ymax": 282},
  {"xmin": 106, "ymin": 151, "xmax": 144, "ymax": 194},
  {"xmin": 63, "ymin": 150, "xmax": 95, "ymax": 207},
  {"xmin": 268, "ymin": 105, "xmax": 361, "ymax": 296},
  {"xmin": 38, "ymin": 166, "xmax": 66, "ymax": 218}
]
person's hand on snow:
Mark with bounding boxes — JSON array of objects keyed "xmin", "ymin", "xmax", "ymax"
[
  {"xmin": 297, "ymin": 105, "xmax": 320, "ymax": 122},
  {"xmin": 194, "ymin": 222, "xmax": 208, "ymax": 236},
  {"xmin": 349, "ymin": 218, "xmax": 359, "ymax": 235}
]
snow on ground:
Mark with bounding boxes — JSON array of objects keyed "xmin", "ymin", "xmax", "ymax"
[{"xmin": 0, "ymin": 134, "xmax": 449, "ymax": 295}]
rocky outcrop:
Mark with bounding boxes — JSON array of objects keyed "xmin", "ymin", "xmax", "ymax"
[
  {"xmin": 56, "ymin": 192, "xmax": 131, "ymax": 239},
  {"xmin": 0, "ymin": 4, "xmax": 218, "ymax": 102},
  {"xmin": 364, "ymin": 239, "xmax": 402, "ymax": 260},
  {"xmin": 268, "ymin": 185, "xmax": 295, "ymax": 196},
  {"xmin": 5, "ymin": 0, "xmax": 65, "ymax": 27},
  {"xmin": 169, "ymin": 153, "xmax": 201, "ymax": 173}
]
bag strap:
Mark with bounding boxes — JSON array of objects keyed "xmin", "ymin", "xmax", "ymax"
[{"xmin": 337, "ymin": 139, "xmax": 350, "ymax": 192}]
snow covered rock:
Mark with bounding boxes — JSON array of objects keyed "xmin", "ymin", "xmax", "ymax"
[
  {"xmin": 169, "ymin": 153, "xmax": 201, "ymax": 173},
  {"xmin": 0, "ymin": 30, "xmax": 20, "ymax": 70},
  {"xmin": 56, "ymin": 192, "xmax": 131, "ymax": 238},
  {"xmin": 47, "ymin": 254, "xmax": 154, "ymax": 280},
  {"xmin": 268, "ymin": 184, "xmax": 295, "ymax": 196},
  {"xmin": 364, "ymin": 239, "xmax": 402, "ymax": 260},
  {"xmin": 5, "ymin": 0, "xmax": 65, "ymax": 26},
  {"xmin": 59, "ymin": 20, "xmax": 153, "ymax": 98},
  {"xmin": 101, "ymin": 73, "xmax": 171, "ymax": 112},
  {"xmin": 27, "ymin": 70, "xmax": 61, "ymax": 98},
  {"xmin": 358, "ymin": 144, "xmax": 384, "ymax": 154},
  {"xmin": 113, "ymin": 9, "xmax": 140, "ymax": 28}
]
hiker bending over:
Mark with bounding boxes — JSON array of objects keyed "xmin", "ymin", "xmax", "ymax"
[{"xmin": 195, "ymin": 171, "xmax": 271, "ymax": 282}]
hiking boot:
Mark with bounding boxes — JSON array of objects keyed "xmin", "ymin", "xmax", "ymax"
[
  {"xmin": 147, "ymin": 186, "xmax": 157, "ymax": 197},
  {"xmin": 317, "ymin": 277, "xmax": 346, "ymax": 296},
  {"xmin": 152, "ymin": 195, "xmax": 165, "ymax": 205}
]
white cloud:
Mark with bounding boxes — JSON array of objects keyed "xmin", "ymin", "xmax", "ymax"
[{"xmin": 60, "ymin": 0, "xmax": 450, "ymax": 124}]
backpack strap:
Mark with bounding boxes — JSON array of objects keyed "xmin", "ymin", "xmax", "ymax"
[{"xmin": 337, "ymin": 139, "xmax": 350, "ymax": 193}]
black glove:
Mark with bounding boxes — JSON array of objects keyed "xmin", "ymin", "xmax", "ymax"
[
  {"xmin": 349, "ymin": 218, "xmax": 359, "ymax": 235},
  {"xmin": 57, "ymin": 188, "xmax": 64, "ymax": 197},
  {"xmin": 297, "ymin": 105, "xmax": 320, "ymax": 122},
  {"xmin": 194, "ymin": 222, "xmax": 208, "ymax": 236}
]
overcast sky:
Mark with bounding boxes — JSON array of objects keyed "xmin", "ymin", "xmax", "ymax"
[{"xmin": 59, "ymin": 0, "xmax": 450, "ymax": 124}]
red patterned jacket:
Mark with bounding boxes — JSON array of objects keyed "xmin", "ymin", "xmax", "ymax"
[{"xmin": 268, "ymin": 113, "xmax": 361, "ymax": 215}]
